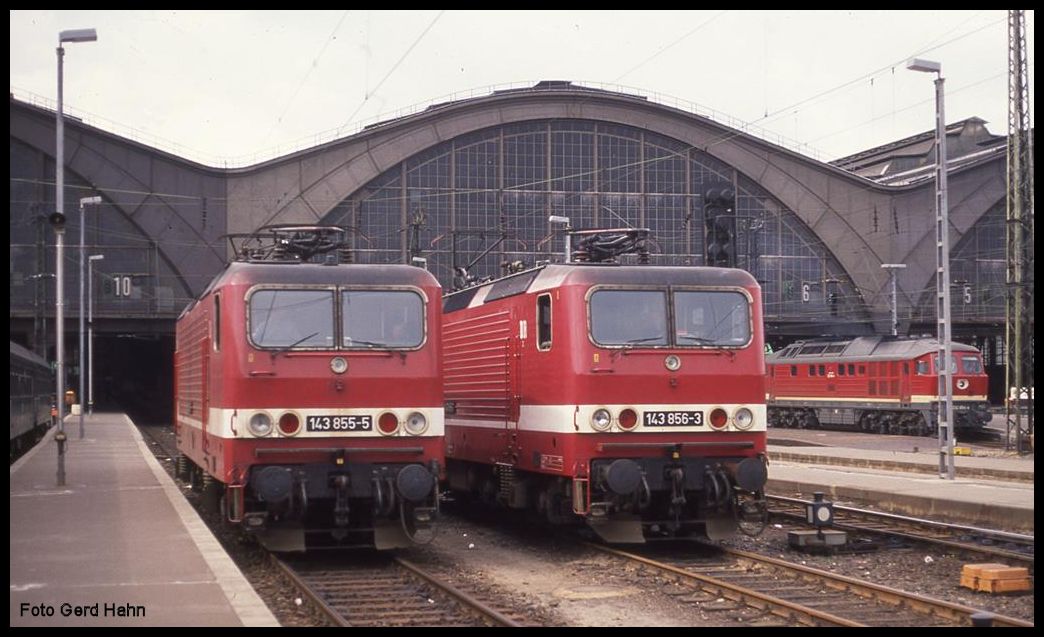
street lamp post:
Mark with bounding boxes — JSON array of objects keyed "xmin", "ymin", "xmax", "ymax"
[
  {"xmin": 88, "ymin": 254, "xmax": 105, "ymax": 414},
  {"xmin": 55, "ymin": 27, "xmax": 97, "ymax": 452},
  {"xmin": 880, "ymin": 263, "xmax": 907, "ymax": 337},
  {"xmin": 79, "ymin": 195, "xmax": 102, "ymax": 438},
  {"xmin": 907, "ymin": 57, "xmax": 954, "ymax": 480},
  {"xmin": 47, "ymin": 212, "xmax": 67, "ymax": 486}
]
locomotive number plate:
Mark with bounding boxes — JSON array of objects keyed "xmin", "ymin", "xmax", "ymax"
[
  {"xmin": 643, "ymin": 411, "xmax": 703, "ymax": 427},
  {"xmin": 306, "ymin": 415, "xmax": 373, "ymax": 432}
]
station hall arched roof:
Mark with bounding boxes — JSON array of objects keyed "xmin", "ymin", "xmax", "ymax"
[{"xmin": 10, "ymin": 82, "xmax": 1006, "ymax": 327}]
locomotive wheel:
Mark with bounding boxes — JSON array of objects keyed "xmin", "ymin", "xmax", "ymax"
[
  {"xmin": 201, "ymin": 475, "xmax": 223, "ymax": 513},
  {"xmin": 875, "ymin": 416, "xmax": 888, "ymax": 434},
  {"xmin": 860, "ymin": 412, "xmax": 880, "ymax": 433},
  {"xmin": 175, "ymin": 454, "xmax": 189, "ymax": 481},
  {"xmin": 189, "ymin": 465, "xmax": 203, "ymax": 492}
]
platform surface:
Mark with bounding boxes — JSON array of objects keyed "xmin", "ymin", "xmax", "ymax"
[{"xmin": 10, "ymin": 413, "xmax": 279, "ymax": 627}]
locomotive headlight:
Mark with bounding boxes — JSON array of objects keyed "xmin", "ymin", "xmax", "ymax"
[
  {"xmin": 404, "ymin": 411, "xmax": 428, "ymax": 436},
  {"xmin": 664, "ymin": 354, "xmax": 681, "ymax": 371},
  {"xmin": 248, "ymin": 412, "xmax": 273, "ymax": 437},
  {"xmin": 733, "ymin": 407, "xmax": 754, "ymax": 430},
  {"xmin": 591, "ymin": 408, "xmax": 612, "ymax": 432},
  {"xmin": 330, "ymin": 356, "xmax": 348, "ymax": 374}
]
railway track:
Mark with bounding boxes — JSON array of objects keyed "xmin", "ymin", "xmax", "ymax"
[
  {"xmin": 589, "ymin": 542, "xmax": 1032, "ymax": 627},
  {"xmin": 136, "ymin": 424, "xmax": 177, "ymax": 463},
  {"xmin": 272, "ymin": 553, "xmax": 524, "ymax": 627},
  {"xmin": 767, "ymin": 494, "xmax": 1035, "ymax": 568}
]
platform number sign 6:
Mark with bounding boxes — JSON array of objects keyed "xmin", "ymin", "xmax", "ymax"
[{"xmin": 802, "ymin": 283, "xmax": 810, "ymax": 303}]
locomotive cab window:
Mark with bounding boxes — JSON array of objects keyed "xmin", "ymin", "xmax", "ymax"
[
  {"xmin": 961, "ymin": 355, "xmax": 983, "ymax": 374},
  {"xmin": 342, "ymin": 290, "xmax": 424, "ymax": 349},
  {"xmin": 589, "ymin": 290, "xmax": 668, "ymax": 346},
  {"xmin": 673, "ymin": 290, "xmax": 751, "ymax": 346},
  {"xmin": 932, "ymin": 354, "xmax": 958, "ymax": 373},
  {"xmin": 588, "ymin": 288, "xmax": 751, "ymax": 348},
  {"xmin": 536, "ymin": 294, "xmax": 552, "ymax": 351},
  {"xmin": 249, "ymin": 289, "xmax": 334, "ymax": 349}
]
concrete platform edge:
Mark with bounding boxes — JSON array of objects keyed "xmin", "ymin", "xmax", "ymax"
[
  {"xmin": 125, "ymin": 415, "xmax": 280, "ymax": 627},
  {"xmin": 767, "ymin": 478, "xmax": 1035, "ymax": 532},
  {"xmin": 768, "ymin": 450, "xmax": 1033, "ymax": 483}
]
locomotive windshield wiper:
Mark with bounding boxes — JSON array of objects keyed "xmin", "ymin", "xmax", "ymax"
[
  {"xmin": 625, "ymin": 335, "xmax": 664, "ymax": 345},
  {"xmin": 678, "ymin": 335, "xmax": 716, "ymax": 345},
  {"xmin": 271, "ymin": 331, "xmax": 319, "ymax": 359},
  {"xmin": 345, "ymin": 338, "xmax": 388, "ymax": 348}
]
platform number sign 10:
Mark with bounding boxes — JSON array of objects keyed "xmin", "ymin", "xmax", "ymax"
[{"xmin": 113, "ymin": 275, "xmax": 133, "ymax": 297}]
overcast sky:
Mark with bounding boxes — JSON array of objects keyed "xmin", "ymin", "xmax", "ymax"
[{"xmin": 9, "ymin": 10, "xmax": 1034, "ymax": 166}]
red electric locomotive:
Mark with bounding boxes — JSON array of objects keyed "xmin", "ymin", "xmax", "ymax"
[
  {"xmin": 766, "ymin": 336, "xmax": 991, "ymax": 436},
  {"xmin": 174, "ymin": 226, "xmax": 443, "ymax": 551},
  {"xmin": 442, "ymin": 229, "xmax": 768, "ymax": 542}
]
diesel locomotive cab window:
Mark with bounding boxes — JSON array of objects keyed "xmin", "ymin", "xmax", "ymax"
[
  {"xmin": 673, "ymin": 291, "xmax": 751, "ymax": 346},
  {"xmin": 589, "ymin": 290, "xmax": 668, "ymax": 346},
  {"xmin": 961, "ymin": 355, "xmax": 983, "ymax": 374},
  {"xmin": 250, "ymin": 289, "xmax": 335, "ymax": 348},
  {"xmin": 932, "ymin": 354, "xmax": 959, "ymax": 373},
  {"xmin": 342, "ymin": 290, "xmax": 423, "ymax": 348}
]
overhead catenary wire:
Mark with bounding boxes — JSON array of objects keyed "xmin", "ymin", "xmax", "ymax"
[
  {"xmin": 338, "ymin": 10, "xmax": 445, "ymax": 136},
  {"xmin": 260, "ymin": 10, "xmax": 352, "ymax": 150}
]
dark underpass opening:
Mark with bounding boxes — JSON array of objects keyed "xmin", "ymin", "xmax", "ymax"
[{"xmin": 91, "ymin": 333, "xmax": 174, "ymax": 426}]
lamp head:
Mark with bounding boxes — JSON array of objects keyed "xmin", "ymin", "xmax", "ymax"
[
  {"xmin": 906, "ymin": 58, "xmax": 941, "ymax": 74},
  {"xmin": 59, "ymin": 28, "xmax": 98, "ymax": 43}
]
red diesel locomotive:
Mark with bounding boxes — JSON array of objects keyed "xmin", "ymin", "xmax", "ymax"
[
  {"xmin": 442, "ymin": 230, "xmax": 769, "ymax": 542},
  {"xmin": 766, "ymin": 336, "xmax": 991, "ymax": 436},
  {"xmin": 174, "ymin": 226, "xmax": 443, "ymax": 551}
]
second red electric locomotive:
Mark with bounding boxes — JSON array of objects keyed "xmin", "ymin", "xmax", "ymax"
[
  {"xmin": 174, "ymin": 226, "xmax": 443, "ymax": 551},
  {"xmin": 442, "ymin": 229, "xmax": 768, "ymax": 543}
]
